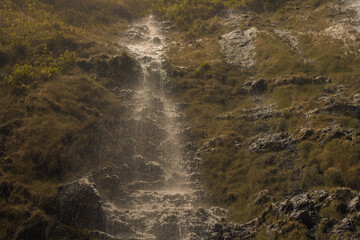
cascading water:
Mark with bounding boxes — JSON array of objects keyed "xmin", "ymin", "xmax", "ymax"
[{"xmin": 100, "ymin": 16, "xmax": 237, "ymax": 240}]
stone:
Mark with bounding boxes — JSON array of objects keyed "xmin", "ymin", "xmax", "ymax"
[
  {"xmin": 254, "ymin": 189, "xmax": 272, "ymax": 205},
  {"xmin": 289, "ymin": 210, "xmax": 318, "ymax": 229},
  {"xmin": 56, "ymin": 178, "xmax": 106, "ymax": 231},
  {"xmin": 219, "ymin": 28, "xmax": 258, "ymax": 68},
  {"xmin": 131, "ymin": 155, "xmax": 165, "ymax": 182},
  {"xmin": 77, "ymin": 52, "xmax": 141, "ymax": 87},
  {"xmin": 153, "ymin": 37, "xmax": 161, "ymax": 44},
  {"xmin": 348, "ymin": 196, "xmax": 360, "ymax": 212},
  {"xmin": 250, "ymin": 132, "xmax": 297, "ymax": 152},
  {"xmin": 244, "ymin": 78, "xmax": 267, "ymax": 94},
  {"xmin": 153, "ymin": 222, "xmax": 180, "ymax": 240}
]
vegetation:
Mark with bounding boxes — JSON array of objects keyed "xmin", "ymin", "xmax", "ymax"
[
  {"xmin": 0, "ymin": 0, "xmax": 359, "ymax": 238},
  {"xmin": 164, "ymin": 0, "xmax": 360, "ymax": 225},
  {"xmin": 0, "ymin": 0, "xmax": 134, "ymax": 238}
]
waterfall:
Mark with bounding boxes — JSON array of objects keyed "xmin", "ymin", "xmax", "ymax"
[{"xmin": 102, "ymin": 15, "xmax": 229, "ymax": 240}]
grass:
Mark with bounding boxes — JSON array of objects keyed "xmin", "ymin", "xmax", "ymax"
[
  {"xmin": 0, "ymin": 0, "xmax": 359, "ymax": 238},
  {"xmin": 164, "ymin": 0, "xmax": 360, "ymax": 226},
  {"xmin": 0, "ymin": 0, "xmax": 136, "ymax": 238}
]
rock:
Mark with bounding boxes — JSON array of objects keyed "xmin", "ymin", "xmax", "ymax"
[
  {"xmin": 334, "ymin": 187, "xmax": 356, "ymax": 202},
  {"xmin": 348, "ymin": 196, "xmax": 360, "ymax": 213},
  {"xmin": 124, "ymin": 25, "xmax": 150, "ymax": 41},
  {"xmin": 254, "ymin": 189, "xmax": 272, "ymax": 205},
  {"xmin": 298, "ymin": 126, "xmax": 358, "ymax": 143},
  {"xmin": 256, "ymin": 188, "xmax": 360, "ymax": 239},
  {"xmin": 131, "ymin": 155, "xmax": 165, "ymax": 182},
  {"xmin": 56, "ymin": 178, "xmax": 106, "ymax": 231},
  {"xmin": 244, "ymin": 78, "xmax": 267, "ymax": 94},
  {"xmin": 323, "ymin": 99, "xmax": 360, "ymax": 119},
  {"xmin": 274, "ymin": 29, "xmax": 303, "ymax": 57},
  {"xmin": 250, "ymin": 132, "xmax": 297, "ymax": 152},
  {"xmin": 153, "ymin": 222, "xmax": 180, "ymax": 240},
  {"xmin": 106, "ymin": 219, "xmax": 135, "ymax": 236},
  {"xmin": 153, "ymin": 37, "xmax": 161, "ymax": 44},
  {"xmin": 290, "ymin": 210, "xmax": 318, "ymax": 229},
  {"xmin": 77, "ymin": 52, "xmax": 141, "ymax": 87},
  {"xmin": 219, "ymin": 28, "xmax": 258, "ymax": 68}
]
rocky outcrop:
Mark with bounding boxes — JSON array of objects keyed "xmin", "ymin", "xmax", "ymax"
[
  {"xmin": 298, "ymin": 126, "xmax": 360, "ymax": 143},
  {"xmin": 219, "ymin": 27, "xmax": 258, "ymax": 68},
  {"xmin": 77, "ymin": 52, "xmax": 141, "ymax": 87},
  {"xmin": 56, "ymin": 178, "xmax": 106, "ymax": 231},
  {"xmin": 254, "ymin": 188, "xmax": 360, "ymax": 239},
  {"xmin": 250, "ymin": 132, "xmax": 297, "ymax": 152},
  {"xmin": 274, "ymin": 29, "xmax": 304, "ymax": 57},
  {"xmin": 243, "ymin": 78, "xmax": 267, "ymax": 95},
  {"xmin": 307, "ymin": 95, "xmax": 360, "ymax": 119}
]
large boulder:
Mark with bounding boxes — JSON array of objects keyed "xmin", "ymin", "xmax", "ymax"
[
  {"xmin": 219, "ymin": 28, "xmax": 258, "ymax": 68},
  {"xmin": 56, "ymin": 178, "xmax": 106, "ymax": 231}
]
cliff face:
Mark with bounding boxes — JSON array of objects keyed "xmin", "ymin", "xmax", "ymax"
[{"xmin": 0, "ymin": 0, "xmax": 360, "ymax": 239}]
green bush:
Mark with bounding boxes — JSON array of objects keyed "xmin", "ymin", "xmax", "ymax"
[{"xmin": 6, "ymin": 50, "xmax": 76, "ymax": 88}]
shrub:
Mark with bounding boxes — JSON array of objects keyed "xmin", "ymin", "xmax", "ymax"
[{"xmin": 6, "ymin": 50, "xmax": 76, "ymax": 88}]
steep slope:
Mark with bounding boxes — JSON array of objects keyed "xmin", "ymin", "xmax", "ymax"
[
  {"xmin": 1, "ymin": 0, "xmax": 360, "ymax": 239},
  {"xmin": 160, "ymin": 0, "xmax": 360, "ymax": 238}
]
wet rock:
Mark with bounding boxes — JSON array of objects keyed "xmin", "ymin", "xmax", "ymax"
[
  {"xmin": 250, "ymin": 132, "xmax": 297, "ymax": 152},
  {"xmin": 113, "ymin": 88, "xmax": 134, "ymax": 100},
  {"xmin": 124, "ymin": 25, "xmax": 150, "ymax": 41},
  {"xmin": 219, "ymin": 28, "xmax": 258, "ymax": 68},
  {"xmin": 77, "ymin": 52, "xmax": 141, "ymax": 86},
  {"xmin": 153, "ymin": 37, "xmax": 161, "ymax": 44},
  {"xmin": 132, "ymin": 155, "xmax": 165, "ymax": 182},
  {"xmin": 106, "ymin": 219, "xmax": 135, "ymax": 236},
  {"xmin": 324, "ymin": 99, "xmax": 360, "ymax": 119},
  {"xmin": 56, "ymin": 178, "xmax": 106, "ymax": 231},
  {"xmin": 153, "ymin": 222, "xmax": 180, "ymax": 240}
]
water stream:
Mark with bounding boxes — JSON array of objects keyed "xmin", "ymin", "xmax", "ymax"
[{"xmin": 101, "ymin": 16, "xmax": 229, "ymax": 240}]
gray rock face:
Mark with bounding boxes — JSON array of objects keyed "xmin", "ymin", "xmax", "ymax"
[
  {"xmin": 298, "ymin": 126, "xmax": 359, "ymax": 143},
  {"xmin": 348, "ymin": 196, "xmax": 360, "ymax": 212},
  {"xmin": 250, "ymin": 132, "xmax": 297, "ymax": 152},
  {"xmin": 56, "ymin": 178, "xmax": 106, "ymax": 231},
  {"xmin": 219, "ymin": 27, "xmax": 258, "ymax": 68},
  {"xmin": 258, "ymin": 189, "xmax": 360, "ymax": 239},
  {"xmin": 307, "ymin": 95, "xmax": 360, "ymax": 120}
]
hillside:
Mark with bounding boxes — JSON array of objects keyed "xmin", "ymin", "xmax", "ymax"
[{"xmin": 0, "ymin": 0, "xmax": 359, "ymax": 239}]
